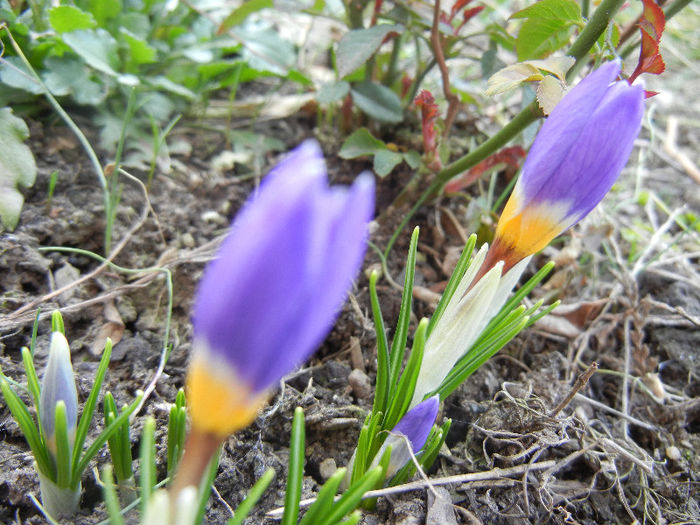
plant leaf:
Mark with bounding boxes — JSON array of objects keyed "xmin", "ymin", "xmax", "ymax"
[
  {"xmin": 0, "ymin": 107, "xmax": 37, "ymax": 230},
  {"xmin": 511, "ymin": 0, "xmax": 582, "ymax": 60},
  {"xmin": 336, "ymin": 25, "xmax": 402, "ymax": 78},
  {"xmin": 49, "ymin": 6, "xmax": 97, "ymax": 33},
  {"xmin": 351, "ymin": 81, "xmax": 403, "ymax": 123},
  {"xmin": 373, "ymin": 149, "xmax": 404, "ymax": 178},
  {"xmin": 62, "ymin": 28, "xmax": 120, "ymax": 77},
  {"xmin": 218, "ymin": 0, "xmax": 273, "ymax": 34},
  {"xmin": 537, "ymin": 75, "xmax": 566, "ymax": 115}
]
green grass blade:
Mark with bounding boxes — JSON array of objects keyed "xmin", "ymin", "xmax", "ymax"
[
  {"xmin": 388, "ymin": 227, "xmax": 419, "ymax": 393},
  {"xmin": 139, "ymin": 417, "xmax": 156, "ymax": 516},
  {"xmin": 21, "ymin": 347, "xmax": 42, "ymax": 411},
  {"xmin": 228, "ymin": 468, "xmax": 275, "ymax": 525},
  {"xmin": 318, "ymin": 466, "xmax": 384, "ymax": 525},
  {"xmin": 71, "ymin": 339, "xmax": 112, "ymax": 474},
  {"xmin": 384, "ymin": 318, "xmax": 427, "ymax": 430},
  {"xmin": 299, "ymin": 467, "xmax": 347, "ymax": 525},
  {"xmin": 51, "ymin": 311, "xmax": 65, "ymax": 334},
  {"xmin": 337, "ymin": 510, "xmax": 362, "ymax": 525},
  {"xmin": 195, "ymin": 447, "xmax": 221, "ymax": 525},
  {"xmin": 369, "ymin": 271, "xmax": 390, "ymax": 417},
  {"xmin": 427, "ymin": 234, "xmax": 477, "ymax": 338},
  {"xmin": 73, "ymin": 391, "xmax": 143, "ymax": 487},
  {"xmin": 101, "ymin": 465, "xmax": 126, "ymax": 525},
  {"xmin": 0, "ymin": 378, "xmax": 53, "ymax": 477},
  {"xmin": 281, "ymin": 406, "xmax": 305, "ymax": 525},
  {"xmin": 30, "ymin": 308, "xmax": 41, "ymax": 357},
  {"xmin": 53, "ymin": 402, "xmax": 72, "ymax": 488}
]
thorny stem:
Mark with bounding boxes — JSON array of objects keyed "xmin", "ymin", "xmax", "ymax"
[
  {"xmin": 383, "ymin": 0, "xmax": 629, "ymax": 259},
  {"xmin": 430, "ymin": 0, "xmax": 460, "ymax": 135}
]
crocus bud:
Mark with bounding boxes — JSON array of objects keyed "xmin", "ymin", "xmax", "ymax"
[
  {"xmin": 40, "ymin": 332, "xmax": 78, "ymax": 455},
  {"xmin": 373, "ymin": 395, "xmax": 440, "ymax": 478},
  {"xmin": 188, "ymin": 140, "xmax": 374, "ymax": 438},
  {"xmin": 486, "ymin": 60, "xmax": 645, "ymax": 274}
]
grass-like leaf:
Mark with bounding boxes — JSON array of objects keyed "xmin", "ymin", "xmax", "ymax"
[
  {"xmin": 369, "ymin": 270, "xmax": 390, "ymax": 418},
  {"xmin": 167, "ymin": 389, "xmax": 187, "ymax": 477},
  {"xmin": 139, "ymin": 417, "xmax": 156, "ymax": 516},
  {"xmin": 21, "ymin": 346, "xmax": 41, "ymax": 415},
  {"xmin": 282, "ymin": 406, "xmax": 305, "ymax": 525},
  {"xmin": 299, "ymin": 467, "xmax": 347, "ymax": 525},
  {"xmin": 73, "ymin": 391, "xmax": 143, "ymax": 487},
  {"xmin": 71, "ymin": 339, "xmax": 113, "ymax": 475},
  {"xmin": 0, "ymin": 378, "xmax": 53, "ymax": 477},
  {"xmin": 228, "ymin": 467, "xmax": 275, "ymax": 525},
  {"xmin": 51, "ymin": 310, "xmax": 65, "ymax": 334},
  {"xmin": 195, "ymin": 447, "xmax": 221, "ymax": 525},
  {"xmin": 53, "ymin": 401, "xmax": 72, "ymax": 487},
  {"xmin": 388, "ymin": 227, "xmax": 419, "ymax": 394},
  {"xmin": 317, "ymin": 465, "xmax": 384, "ymax": 525},
  {"xmin": 101, "ymin": 465, "xmax": 126, "ymax": 525}
]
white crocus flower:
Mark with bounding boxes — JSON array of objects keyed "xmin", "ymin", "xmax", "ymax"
[{"xmin": 411, "ymin": 244, "xmax": 531, "ymax": 407}]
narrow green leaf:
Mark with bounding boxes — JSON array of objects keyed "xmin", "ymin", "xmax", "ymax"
[
  {"xmin": 21, "ymin": 347, "xmax": 41, "ymax": 410},
  {"xmin": 228, "ymin": 468, "xmax": 275, "ymax": 525},
  {"xmin": 51, "ymin": 311, "xmax": 65, "ymax": 334},
  {"xmin": 0, "ymin": 379, "xmax": 53, "ymax": 477},
  {"xmin": 30, "ymin": 309, "xmax": 41, "ymax": 356},
  {"xmin": 318, "ymin": 466, "xmax": 384, "ymax": 525},
  {"xmin": 139, "ymin": 417, "xmax": 156, "ymax": 516},
  {"xmin": 388, "ymin": 227, "xmax": 419, "ymax": 398},
  {"xmin": 384, "ymin": 318, "xmax": 427, "ymax": 430},
  {"xmin": 54, "ymin": 402, "xmax": 72, "ymax": 488},
  {"xmin": 299, "ymin": 468, "xmax": 346, "ymax": 525},
  {"xmin": 195, "ymin": 448, "xmax": 221, "ymax": 525},
  {"xmin": 282, "ymin": 407, "xmax": 305, "ymax": 525},
  {"xmin": 71, "ymin": 339, "xmax": 112, "ymax": 475},
  {"xmin": 101, "ymin": 465, "xmax": 126, "ymax": 525},
  {"xmin": 73, "ymin": 391, "xmax": 143, "ymax": 487},
  {"xmin": 369, "ymin": 271, "xmax": 390, "ymax": 418}
]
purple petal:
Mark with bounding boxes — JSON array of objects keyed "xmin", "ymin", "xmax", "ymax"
[
  {"xmin": 40, "ymin": 332, "xmax": 78, "ymax": 442},
  {"xmin": 392, "ymin": 395, "xmax": 440, "ymax": 452},
  {"xmin": 192, "ymin": 140, "xmax": 375, "ymax": 394}
]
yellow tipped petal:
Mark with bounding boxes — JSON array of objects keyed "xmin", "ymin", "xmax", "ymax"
[
  {"xmin": 186, "ymin": 348, "xmax": 267, "ymax": 438},
  {"xmin": 495, "ymin": 195, "xmax": 571, "ymax": 260}
]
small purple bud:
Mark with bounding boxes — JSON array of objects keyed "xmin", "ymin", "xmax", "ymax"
[
  {"xmin": 40, "ymin": 332, "xmax": 78, "ymax": 453},
  {"xmin": 376, "ymin": 395, "xmax": 440, "ymax": 477}
]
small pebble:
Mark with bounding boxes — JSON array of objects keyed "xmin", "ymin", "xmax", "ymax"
[
  {"xmin": 318, "ymin": 458, "xmax": 337, "ymax": 481},
  {"xmin": 181, "ymin": 232, "xmax": 195, "ymax": 248},
  {"xmin": 348, "ymin": 368, "xmax": 372, "ymax": 399},
  {"xmin": 666, "ymin": 446, "xmax": 681, "ymax": 462}
]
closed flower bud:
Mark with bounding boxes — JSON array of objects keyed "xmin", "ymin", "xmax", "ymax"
[
  {"xmin": 187, "ymin": 140, "xmax": 375, "ymax": 438},
  {"xmin": 487, "ymin": 60, "xmax": 645, "ymax": 273},
  {"xmin": 40, "ymin": 332, "xmax": 78, "ymax": 455}
]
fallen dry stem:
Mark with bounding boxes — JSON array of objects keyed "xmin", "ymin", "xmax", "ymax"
[
  {"xmin": 266, "ymin": 460, "xmax": 557, "ymax": 517},
  {"xmin": 549, "ymin": 361, "xmax": 598, "ymax": 417}
]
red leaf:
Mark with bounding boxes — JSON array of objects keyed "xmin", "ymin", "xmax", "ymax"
[
  {"xmin": 628, "ymin": 0, "xmax": 665, "ymax": 84},
  {"xmin": 445, "ymin": 146, "xmax": 526, "ymax": 193},
  {"xmin": 450, "ymin": 0, "xmax": 474, "ymax": 22},
  {"xmin": 640, "ymin": 0, "xmax": 665, "ymax": 39},
  {"xmin": 456, "ymin": 6, "xmax": 485, "ymax": 33}
]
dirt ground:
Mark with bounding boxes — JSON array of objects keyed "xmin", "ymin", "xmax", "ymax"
[{"xmin": 1, "ymin": 60, "xmax": 699, "ymax": 525}]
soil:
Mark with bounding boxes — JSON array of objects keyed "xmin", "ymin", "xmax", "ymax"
[{"xmin": 1, "ymin": 68, "xmax": 699, "ymax": 525}]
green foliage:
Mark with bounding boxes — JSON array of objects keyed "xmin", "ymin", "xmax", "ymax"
[
  {"xmin": 0, "ymin": 107, "xmax": 36, "ymax": 230},
  {"xmin": 336, "ymin": 25, "xmax": 403, "ymax": 79},
  {"xmin": 512, "ymin": 0, "xmax": 584, "ymax": 60},
  {"xmin": 339, "ymin": 127, "xmax": 419, "ymax": 177}
]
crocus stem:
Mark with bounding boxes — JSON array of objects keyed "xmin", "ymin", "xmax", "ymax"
[
  {"xmin": 170, "ymin": 429, "xmax": 221, "ymax": 502},
  {"xmin": 383, "ymin": 0, "xmax": 627, "ymax": 259}
]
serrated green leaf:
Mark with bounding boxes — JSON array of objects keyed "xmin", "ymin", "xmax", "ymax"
[
  {"xmin": 63, "ymin": 28, "xmax": 120, "ymax": 77},
  {"xmin": 317, "ymin": 81, "xmax": 350, "ymax": 104},
  {"xmin": 336, "ymin": 25, "xmax": 402, "ymax": 78},
  {"xmin": 0, "ymin": 107, "xmax": 37, "ymax": 230},
  {"xmin": 351, "ymin": 81, "xmax": 403, "ymax": 123},
  {"xmin": 49, "ymin": 6, "xmax": 97, "ymax": 33},
  {"xmin": 373, "ymin": 149, "xmax": 403, "ymax": 178},
  {"xmin": 512, "ymin": 0, "xmax": 582, "ymax": 60}
]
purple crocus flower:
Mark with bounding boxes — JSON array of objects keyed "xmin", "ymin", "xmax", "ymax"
[
  {"xmin": 486, "ymin": 60, "xmax": 644, "ymax": 273},
  {"xmin": 40, "ymin": 332, "xmax": 78, "ymax": 455},
  {"xmin": 374, "ymin": 395, "xmax": 440, "ymax": 477},
  {"xmin": 186, "ymin": 140, "xmax": 375, "ymax": 438}
]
